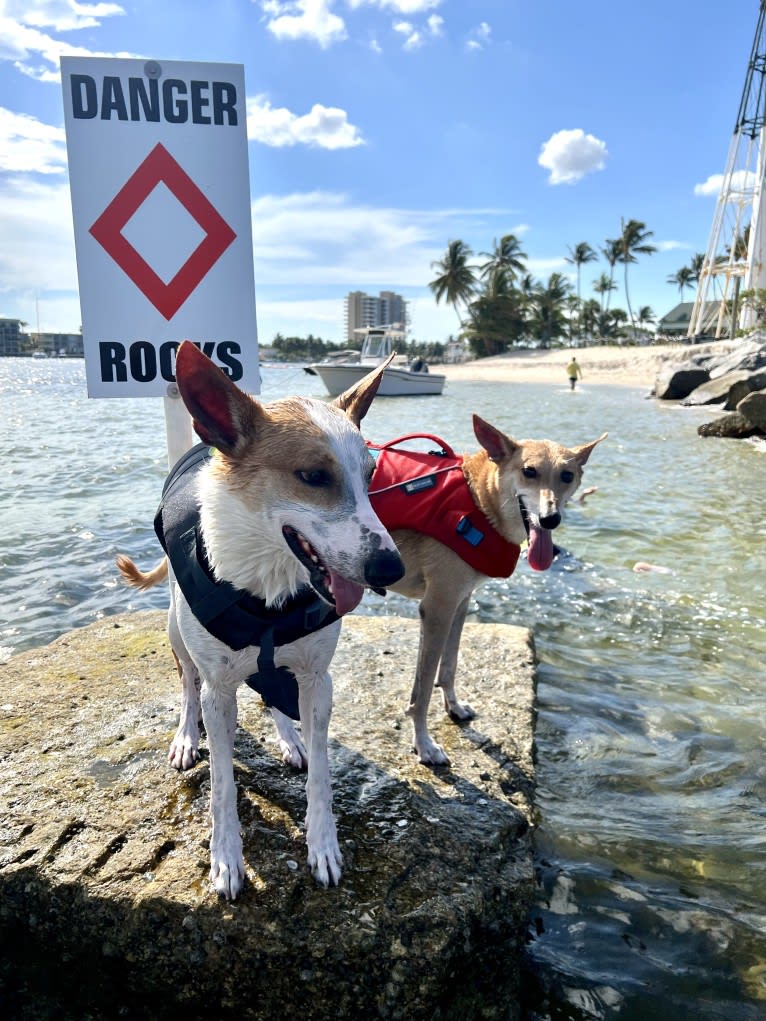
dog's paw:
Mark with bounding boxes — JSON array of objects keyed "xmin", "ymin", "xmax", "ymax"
[
  {"xmin": 168, "ymin": 736, "xmax": 199, "ymax": 771},
  {"xmin": 308, "ymin": 839, "xmax": 343, "ymax": 887},
  {"xmin": 210, "ymin": 858, "xmax": 246, "ymax": 900},
  {"xmin": 209, "ymin": 821, "xmax": 245, "ymax": 899},
  {"xmin": 445, "ymin": 698, "xmax": 476, "ymax": 722},
  {"xmin": 306, "ymin": 812, "xmax": 343, "ymax": 886},
  {"xmin": 415, "ymin": 736, "xmax": 451, "ymax": 767},
  {"xmin": 277, "ymin": 736, "xmax": 308, "ymax": 770},
  {"xmin": 270, "ymin": 710, "xmax": 308, "ymax": 770}
]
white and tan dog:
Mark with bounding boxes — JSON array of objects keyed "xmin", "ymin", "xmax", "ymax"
[
  {"xmin": 384, "ymin": 416, "xmax": 606, "ymax": 765},
  {"xmin": 117, "ymin": 341, "xmax": 403, "ymax": 899}
]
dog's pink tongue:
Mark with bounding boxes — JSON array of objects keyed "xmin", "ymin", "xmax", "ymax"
[
  {"xmin": 329, "ymin": 571, "xmax": 364, "ymax": 616},
  {"xmin": 527, "ymin": 525, "xmax": 554, "ymax": 572}
]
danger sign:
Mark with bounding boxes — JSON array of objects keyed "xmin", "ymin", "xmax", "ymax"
[{"xmin": 61, "ymin": 57, "xmax": 258, "ymax": 398}]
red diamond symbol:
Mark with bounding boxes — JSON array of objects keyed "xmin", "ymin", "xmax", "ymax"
[{"xmin": 89, "ymin": 143, "xmax": 237, "ymax": 321}]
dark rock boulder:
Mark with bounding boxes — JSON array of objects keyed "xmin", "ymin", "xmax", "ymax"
[
  {"xmin": 725, "ymin": 369, "xmax": 766, "ymax": 409},
  {"xmin": 698, "ymin": 411, "xmax": 757, "ymax": 438},
  {"xmin": 738, "ymin": 389, "xmax": 766, "ymax": 431},
  {"xmin": 0, "ymin": 611, "xmax": 536, "ymax": 1021},
  {"xmin": 680, "ymin": 370, "xmax": 753, "ymax": 407},
  {"xmin": 654, "ymin": 360, "xmax": 710, "ymax": 400}
]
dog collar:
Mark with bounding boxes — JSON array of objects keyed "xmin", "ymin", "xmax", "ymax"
[{"xmin": 154, "ymin": 443, "xmax": 338, "ymax": 720}]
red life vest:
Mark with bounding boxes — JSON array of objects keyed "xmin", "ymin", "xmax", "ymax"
[{"xmin": 368, "ymin": 434, "xmax": 520, "ymax": 579}]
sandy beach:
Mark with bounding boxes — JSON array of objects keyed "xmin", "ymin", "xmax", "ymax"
[{"xmin": 438, "ymin": 341, "xmax": 736, "ymax": 389}]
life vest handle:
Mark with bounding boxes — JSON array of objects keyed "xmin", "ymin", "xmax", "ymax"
[{"xmin": 367, "ymin": 433, "xmax": 456, "ymax": 458}]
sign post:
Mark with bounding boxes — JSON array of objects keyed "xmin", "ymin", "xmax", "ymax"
[{"xmin": 61, "ymin": 56, "xmax": 258, "ymax": 464}]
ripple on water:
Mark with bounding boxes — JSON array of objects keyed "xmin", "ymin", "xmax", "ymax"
[{"xmin": 3, "ymin": 362, "xmax": 766, "ymax": 1020}]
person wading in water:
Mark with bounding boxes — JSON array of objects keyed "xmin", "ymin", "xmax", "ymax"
[{"xmin": 567, "ymin": 357, "xmax": 583, "ymax": 390}]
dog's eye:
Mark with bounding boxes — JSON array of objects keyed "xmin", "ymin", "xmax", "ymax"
[
  {"xmin": 522, "ymin": 466, "xmax": 537, "ymax": 479},
  {"xmin": 296, "ymin": 469, "xmax": 331, "ymax": 487},
  {"xmin": 561, "ymin": 470, "xmax": 575, "ymax": 484}
]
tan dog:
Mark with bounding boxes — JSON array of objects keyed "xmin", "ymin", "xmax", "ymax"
[{"xmin": 374, "ymin": 415, "xmax": 606, "ymax": 765}]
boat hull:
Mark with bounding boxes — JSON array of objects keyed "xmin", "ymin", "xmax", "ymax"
[{"xmin": 308, "ymin": 362, "xmax": 446, "ymax": 397}]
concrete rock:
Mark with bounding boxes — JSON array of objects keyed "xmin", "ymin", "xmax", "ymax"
[{"xmin": 0, "ymin": 611, "xmax": 536, "ymax": 1021}]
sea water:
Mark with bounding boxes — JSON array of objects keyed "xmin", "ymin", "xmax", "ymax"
[{"xmin": 1, "ymin": 357, "xmax": 765, "ymax": 1020}]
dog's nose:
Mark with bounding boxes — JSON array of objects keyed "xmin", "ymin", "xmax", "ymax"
[
  {"xmin": 539, "ymin": 512, "xmax": 561, "ymax": 530},
  {"xmin": 365, "ymin": 548, "xmax": 405, "ymax": 588}
]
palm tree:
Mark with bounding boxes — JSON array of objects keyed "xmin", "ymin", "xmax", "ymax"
[
  {"xmin": 593, "ymin": 272, "xmax": 617, "ymax": 314},
  {"xmin": 529, "ymin": 272, "xmax": 572, "ymax": 348},
  {"xmin": 581, "ymin": 299, "xmax": 601, "ymax": 339},
  {"xmin": 463, "ymin": 274, "xmax": 527, "ymax": 357},
  {"xmin": 688, "ymin": 252, "xmax": 705, "ymax": 284},
  {"xmin": 429, "ymin": 240, "xmax": 477, "ymax": 327},
  {"xmin": 479, "ymin": 233, "xmax": 527, "ymax": 283},
  {"xmin": 618, "ymin": 218, "xmax": 657, "ymax": 335},
  {"xmin": 601, "ymin": 238, "xmax": 622, "ymax": 311},
  {"xmin": 636, "ymin": 306, "xmax": 656, "ymax": 332},
  {"xmin": 667, "ymin": 266, "xmax": 695, "ymax": 301},
  {"xmin": 726, "ymin": 225, "xmax": 750, "ymax": 261},
  {"xmin": 565, "ymin": 241, "xmax": 598, "ymax": 336}
]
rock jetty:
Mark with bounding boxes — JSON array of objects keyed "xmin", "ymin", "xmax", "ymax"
[
  {"xmin": 653, "ymin": 332, "xmax": 766, "ymax": 439},
  {"xmin": 0, "ymin": 611, "xmax": 536, "ymax": 1021}
]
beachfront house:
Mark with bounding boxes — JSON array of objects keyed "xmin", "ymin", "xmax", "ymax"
[{"xmin": 658, "ymin": 301, "xmax": 724, "ymax": 339}]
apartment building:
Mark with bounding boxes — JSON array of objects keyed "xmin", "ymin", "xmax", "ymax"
[
  {"xmin": 344, "ymin": 290, "xmax": 408, "ymax": 344},
  {"xmin": 0, "ymin": 318, "xmax": 25, "ymax": 356}
]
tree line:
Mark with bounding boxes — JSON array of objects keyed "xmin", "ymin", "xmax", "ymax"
[
  {"xmin": 268, "ymin": 332, "xmax": 445, "ymax": 363},
  {"xmin": 428, "ymin": 219, "xmax": 661, "ymax": 357}
]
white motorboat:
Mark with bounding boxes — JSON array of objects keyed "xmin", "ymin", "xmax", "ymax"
[{"xmin": 305, "ymin": 327, "xmax": 446, "ymax": 397}]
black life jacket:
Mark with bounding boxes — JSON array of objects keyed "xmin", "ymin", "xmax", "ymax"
[{"xmin": 154, "ymin": 444, "xmax": 340, "ymax": 720}]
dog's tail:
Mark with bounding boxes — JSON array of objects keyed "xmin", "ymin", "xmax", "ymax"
[{"xmin": 116, "ymin": 554, "xmax": 169, "ymax": 591}]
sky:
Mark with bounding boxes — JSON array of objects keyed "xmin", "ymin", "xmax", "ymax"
[{"xmin": 0, "ymin": 0, "xmax": 761, "ymax": 345}]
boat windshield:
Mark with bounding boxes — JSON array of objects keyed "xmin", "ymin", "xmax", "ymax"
[{"xmin": 362, "ymin": 335, "xmax": 392, "ymax": 359}]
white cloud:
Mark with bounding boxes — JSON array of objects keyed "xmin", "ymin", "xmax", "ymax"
[
  {"xmin": 247, "ymin": 95, "xmax": 364, "ymax": 148},
  {"xmin": 0, "ymin": 176, "xmax": 78, "ymax": 293},
  {"xmin": 3, "ymin": 1, "xmax": 125, "ymax": 32},
  {"xmin": 260, "ymin": 0, "xmax": 347, "ymax": 48},
  {"xmin": 347, "ymin": 0, "xmax": 443, "ymax": 12},
  {"xmin": 527, "ymin": 256, "xmax": 568, "ymax": 276},
  {"xmin": 656, "ymin": 240, "xmax": 689, "ymax": 253},
  {"xmin": 466, "ymin": 21, "xmax": 491, "ymax": 51},
  {"xmin": 250, "ymin": 191, "xmax": 513, "ymax": 287},
  {"xmin": 538, "ymin": 128, "xmax": 608, "ymax": 185},
  {"xmin": 427, "ymin": 14, "xmax": 444, "ymax": 36},
  {"xmin": 0, "ymin": 9, "xmax": 136, "ymax": 83},
  {"xmin": 393, "ymin": 20, "xmax": 422, "ymax": 49},
  {"xmin": 0, "ymin": 108, "xmax": 67, "ymax": 173},
  {"xmin": 693, "ymin": 169, "xmax": 757, "ymax": 197}
]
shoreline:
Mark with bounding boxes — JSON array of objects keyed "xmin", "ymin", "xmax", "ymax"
[{"xmin": 437, "ymin": 341, "xmax": 738, "ymax": 390}]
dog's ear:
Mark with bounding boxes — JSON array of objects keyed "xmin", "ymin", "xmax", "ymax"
[
  {"xmin": 571, "ymin": 432, "xmax": 608, "ymax": 466},
  {"xmin": 473, "ymin": 414, "xmax": 517, "ymax": 462},
  {"xmin": 174, "ymin": 341, "xmax": 258, "ymax": 455},
  {"xmin": 333, "ymin": 352, "xmax": 395, "ymax": 427}
]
